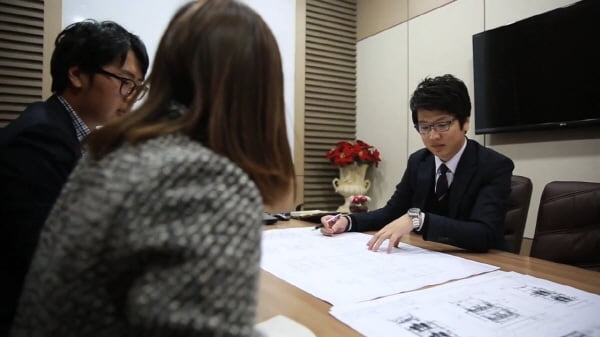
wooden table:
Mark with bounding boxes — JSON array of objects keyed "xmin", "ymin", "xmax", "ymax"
[{"xmin": 256, "ymin": 220, "xmax": 600, "ymax": 337}]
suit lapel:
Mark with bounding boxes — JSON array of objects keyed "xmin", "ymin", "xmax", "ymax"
[
  {"xmin": 415, "ymin": 155, "xmax": 435, "ymax": 209},
  {"xmin": 448, "ymin": 139, "xmax": 478, "ymax": 217}
]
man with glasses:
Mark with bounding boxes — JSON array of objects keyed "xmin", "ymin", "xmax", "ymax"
[
  {"xmin": 0, "ymin": 20, "xmax": 148, "ymax": 334},
  {"xmin": 95, "ymin": 68, "xmax": 149, "ymax": 104},
  {"xmin": 320, "ymin": 74, "xmax": 514, "ymax": 253}
]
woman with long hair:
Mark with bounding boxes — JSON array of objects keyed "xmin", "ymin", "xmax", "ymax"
[{"xmin": 11, "ymin": 1, "xmax": 295, "ymax": 336}]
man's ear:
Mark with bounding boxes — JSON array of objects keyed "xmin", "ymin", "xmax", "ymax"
[
  {"xmin": 462, "ymin": 117, "xmax": 471, "ymax": 134},
  {"xmin": 67, "ymin": 65, "xmax": 86, "ymax": 89}
]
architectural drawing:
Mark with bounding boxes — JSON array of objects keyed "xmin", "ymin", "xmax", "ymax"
[
  {"xmin": 391, "ymin": 314, "xmax": 459, "ymax": 337},
  {"xmin": 330, "ymin": 271, "xmax": 600, "ymax": 337},
  {"xmin": 517, "ymin": 285, "xmax": 578, "ymax": 305},
  {"xmin": 261, "ymin": 228, "xmax": 498, "ymax": 305},
  {"xmin": 455, "ymin": 298, "xmax": 519, "ymax": 324}
]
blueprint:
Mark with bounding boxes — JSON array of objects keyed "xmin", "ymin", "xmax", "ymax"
[
  {"xmin": 330, "ymin": 271, "xmax": 600, "ymax": 337},
  {"xmin": 260, "ymin": 227, "xmax": 499, "ymax": 306}
]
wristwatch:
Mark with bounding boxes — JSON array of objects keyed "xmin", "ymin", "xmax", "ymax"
[{"xmin": 408, "ymin": 207, "xmax": 423, "ymax": 231}]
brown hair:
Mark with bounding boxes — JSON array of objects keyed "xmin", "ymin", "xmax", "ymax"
[{"xmin": 86, "ymin": 0, "xmax": 295, "ymax": 206}]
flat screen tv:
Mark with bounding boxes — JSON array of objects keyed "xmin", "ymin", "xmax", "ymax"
[{"xmin": 472, "ymin": 0, "xmax": 600, "ymax": 134}]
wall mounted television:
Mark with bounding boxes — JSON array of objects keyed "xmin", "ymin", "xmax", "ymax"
[{"xmin": 472, "ymin": 0, "xmax": 600, "ymax": 134}]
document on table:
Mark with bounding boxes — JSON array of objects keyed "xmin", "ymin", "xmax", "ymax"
[
  {"xmin": 260, "ymin": 227, "xmax": 498, "ymax": 306},
  {"xmin": 330, "ymin": 271, "xmax": 600, "ymax": 337},
  {"xmin": 255, "ymin": 315, "xmax": 316, "ymax": 337}
]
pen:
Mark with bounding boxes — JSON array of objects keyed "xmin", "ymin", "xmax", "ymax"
[{"xmin": 314, "ymin": 213, "xmax": 342, "ymax": 229}]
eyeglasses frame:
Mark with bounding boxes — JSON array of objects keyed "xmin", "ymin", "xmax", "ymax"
[
  {"xmin": 415, "ymin": 119, "xmax": 457, "ymax": 135},
  {"xmin": 95, "ymin": 68, "xmax": 148, "ymax": 101}
]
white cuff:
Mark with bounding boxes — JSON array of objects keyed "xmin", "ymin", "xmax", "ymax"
[
  {"xmin": 416, "ymin": 212, "xmax": 425, "ymax": 231},
  {"xmin": 344, "ymin": 215, "xmax": 352, "ymax": 232}
]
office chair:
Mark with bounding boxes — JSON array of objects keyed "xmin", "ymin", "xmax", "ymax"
[
  {"xmin": 503, "ymin": 175, "xmax": 532, "ymax": 254},
  {"xmin": 530, "ymin": 181, "xmax": 600, "ymax": 270}
]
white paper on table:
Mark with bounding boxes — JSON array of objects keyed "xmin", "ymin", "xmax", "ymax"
[
  {"xmin": 260, "ymin": 227, "xmax": 499, "ymax": 306},
  {"xmin": 330, "ymin": 270, "xmax": 600, "ymax": 337},
  {"xmin": 255, "ymin": 315, "xmax": 316, "ymax": 337}
]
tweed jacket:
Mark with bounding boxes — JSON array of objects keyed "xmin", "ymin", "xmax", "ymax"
[
  {"xmin": 349, "ymin": 139, "xmax": 514, "ymax": 252},
  {"xmin": 10, "ymin": 133, "xmax": 263, "ymax": 337}
]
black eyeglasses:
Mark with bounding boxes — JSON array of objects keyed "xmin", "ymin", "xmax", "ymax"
[
  {"xmin": 415, "ymin": 119, "xmax": 456, "ymax": 135},
  {"xmin": 95, "ymin": 69, "xmax": 148, "ymax": 101}
]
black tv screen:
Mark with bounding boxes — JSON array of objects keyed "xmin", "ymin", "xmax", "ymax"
[{"xmin": 472, "ymin": 0, "xmax": 600, "ymax": 134}]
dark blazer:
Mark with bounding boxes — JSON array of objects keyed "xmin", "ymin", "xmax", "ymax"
[
  {"xmin": 0, "ymin": 95, "xmax": 81, "ymax": 334},
  {"xmin": 349, "ymin": 139, "xmax": 514, "ymax": 252}
]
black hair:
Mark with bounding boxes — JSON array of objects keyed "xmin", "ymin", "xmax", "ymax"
[
  {"xmin": 409, "ymin": 74, "xmax": 471, "ymax": 127},
  {"xmin": 50, "ymin": 20, "xmax": 149, "ymax": 93}
]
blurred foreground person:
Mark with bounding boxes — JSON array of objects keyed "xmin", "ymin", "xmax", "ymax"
[{"xmin": 10, "ymin": 1, "xmax": 294, "ymax": 336}]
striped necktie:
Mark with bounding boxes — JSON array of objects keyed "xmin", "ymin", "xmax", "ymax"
[{"xmin": 436, "ymin": 164, "xmax": 449, "ymax": 201}]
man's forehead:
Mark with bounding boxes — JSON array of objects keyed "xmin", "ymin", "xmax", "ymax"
[
  {"xmin": 417, "ymin": 110, "xmax": 452, "ymax": 123},
  {"xmin": 106, "ymin": 51, "xmax": 144, "ymax": 81}
]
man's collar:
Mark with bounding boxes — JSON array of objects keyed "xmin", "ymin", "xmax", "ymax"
[
  {"xmin": 434, "ymin": 137, "xmax": 468, "ymax": 173},
  {"xmin": 57, "ymin": 95, "xmax": 90, "ymax": 142}
]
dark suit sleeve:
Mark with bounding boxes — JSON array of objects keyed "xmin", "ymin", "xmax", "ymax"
[
  {"xmin": 422, "ymin": 154, "xmax": 514, "ymax": 252},
  {"xmin": 348, "ymin": 157, "xmax": 417, "ymax": 232}
]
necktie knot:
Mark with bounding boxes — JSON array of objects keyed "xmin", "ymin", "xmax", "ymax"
[{"xmin": 439, "ymin": 163, "xmax": 449, "ymax": 175}]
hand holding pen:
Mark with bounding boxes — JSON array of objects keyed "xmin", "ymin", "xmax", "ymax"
[
  {"xmin": 317, "ymin": 213, "xmax": 348, "ymax": 236},
  {"xmin": 316, "ymin": 213, "xmax": 341, "ymax": 229}
]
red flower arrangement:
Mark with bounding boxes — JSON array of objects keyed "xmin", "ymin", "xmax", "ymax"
[
  {"xmin": 349, "ymin": 195, "xmax": 371, "ymax": 213},
  {"xmin": 325, "ymin": 140, "xmax": 381, "ymax": 167}
]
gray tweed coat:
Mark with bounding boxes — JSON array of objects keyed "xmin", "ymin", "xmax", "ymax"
[{"xmin": 11, "ymin": 133, "xmax": 263, "ymax": 337}]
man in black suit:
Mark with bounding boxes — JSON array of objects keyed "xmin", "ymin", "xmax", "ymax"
[
  {"xmin": 320, "ymin": 74, "xmax": 514, "ymax": 253},
  {"xmin": 0, "ymin": 20, "xmax": 149, "ymax": 333}
]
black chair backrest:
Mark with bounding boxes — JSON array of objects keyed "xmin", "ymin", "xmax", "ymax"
[
  {"xmin": 531, "ymin": 181, "xmax": 600, "ymax": 270},
  {"xmin": 503, "ymin": 175, "xmax": 532, "ymax": 254}
]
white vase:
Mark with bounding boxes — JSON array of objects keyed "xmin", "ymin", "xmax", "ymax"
[{"xmin": 332, "ymin": 162, "xmax": 371, "ymax": 212}]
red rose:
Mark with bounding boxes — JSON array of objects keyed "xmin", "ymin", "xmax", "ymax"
[{"xmin": 325, "ymin": 140, "xmax": 381, "ymax": 167}]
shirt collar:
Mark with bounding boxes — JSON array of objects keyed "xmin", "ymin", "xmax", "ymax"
[
  {"xmin": 434, "ymin": 137, "xmax": 468, "ymax": 174},
  {"xmin": 57, "ymin": 95, "xmax": 90, "ymax": 142}
]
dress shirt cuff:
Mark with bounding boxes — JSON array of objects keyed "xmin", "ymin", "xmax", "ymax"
[
  {"xmin": 343, "ymin": 215, "xmax": 352, "ymax": 232},
  {"xmin": 414, "ymin": 211, "xmax": 425, "ymax": 232}
]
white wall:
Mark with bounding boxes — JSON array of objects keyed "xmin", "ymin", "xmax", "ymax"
[
  {"xmin": 61, "ymin": 0, "xmax": 296, "ymax": 152},
  {"xmin": 62, "ymin": 0, "xmax": 189, "ymax": 72},
  {"xmin": 357, "ymin": 0, "xmax": 600, "ymax": 238},
  {"xmin": 406, "ymin": 0, "xmax": 483, "ymax": 153},
  {"xmin": 357, "ymin": 24, "xmax": 409, "ymax": 206}
]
